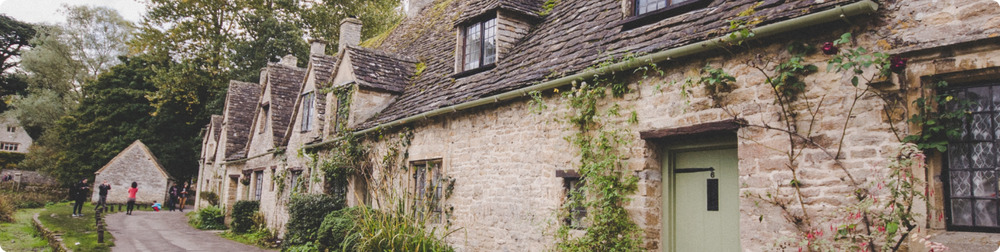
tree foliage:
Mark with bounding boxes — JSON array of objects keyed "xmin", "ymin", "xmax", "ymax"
[
  {"xmin": 7, "ymin": 6, "xmax": 134, "ymax": 138},
  {"xmin": 301, "ymin": 0, "xmax": 402, "ymax": 51},
  {"xmin": 0, "ymin": 14, "xmax": 35, "ymax": 73}
]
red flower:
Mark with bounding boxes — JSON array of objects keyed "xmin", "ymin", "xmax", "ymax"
[
  {"xmin": 890, "ymin": 55, "xmax": 908, "ymax": 73},
  {"xmin": 822, "ymin": 42, "xmax": 839, "ymax": 55}
]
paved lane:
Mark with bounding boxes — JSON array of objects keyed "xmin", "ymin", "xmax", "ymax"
[{"xmin": 105, "ymin": 210, "xmax": 274, "ymax": 252}]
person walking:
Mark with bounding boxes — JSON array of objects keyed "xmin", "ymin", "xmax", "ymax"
[
  {"xmin": 95, "ymin": 180, "xmax": 111, "ymax": 210},
  {"xmin": 177, "ymin": 182, "xmax": 189, "ymax": 212},
  {"xmin": 71, "ymin": 178, "xmax": 89, "ymax": 217},
  {"xmin": 168, "ymin": 182, "xmax": 179, "ymax": 211},
  {"xmin": 126, "ymin": 182, "xmax": 138, "ymax": 215}
]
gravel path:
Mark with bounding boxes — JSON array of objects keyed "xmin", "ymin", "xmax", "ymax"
[{"xmin": 104, "ymin": 210, "xmax": 275, "ymax": 252}]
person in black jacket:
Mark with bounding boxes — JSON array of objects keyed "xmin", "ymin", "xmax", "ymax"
[
  {"xmin": 168, "ymin": 182, "xmax": 178, "ymax": 211},
  {"xmin": 71, "ymin": 178, "xmax": 89, "ymax": 217},
  {"xmin": 94, "ymin": 180, "xmax": 111, "ymax": 210}
]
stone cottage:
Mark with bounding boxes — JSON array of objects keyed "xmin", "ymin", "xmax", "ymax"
[
  {"xmin": 198, "ymin": 0, "xmax": 1000, "ymax": 250},
  {"xmin": 0, "ymin": 116, "xmax": 33, "ymax": 153},
  {"xmin": 93, "ymin": 140, "xmax": 172, "ymax": 204}
]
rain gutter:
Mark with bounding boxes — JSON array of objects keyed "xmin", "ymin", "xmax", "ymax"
[{"xmin": 303, "ymin": 0, "xmax": 879, "ymax": 150}]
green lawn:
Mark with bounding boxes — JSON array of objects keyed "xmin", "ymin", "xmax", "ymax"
[
  {"xmin": 36, "ymin": 202, "xmax": 115, "ymax": 252},
  {"xmin": 0, "ymin": 207, "xmax": 51, "ymax": 252}
]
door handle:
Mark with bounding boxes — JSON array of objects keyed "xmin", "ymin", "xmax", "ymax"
[{"xmin": 676, "ymin": 167, "xmax": 719, "ymax": 211}]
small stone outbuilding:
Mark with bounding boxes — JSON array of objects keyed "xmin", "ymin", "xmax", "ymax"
[{"xmin": 93, "ymin": 140, "xmax": 172, "ymax": 204}]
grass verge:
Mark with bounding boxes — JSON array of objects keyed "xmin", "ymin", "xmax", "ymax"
[
  {"xmin": 219, "ymin": 229, "xmax": 277, "ymax": 249},
  {"xmin": 0, "ymin": 207, "xmax": 51, "ymax": 251},
  {"xmin": 36, "ymin": 202, "xmax": 115, "ymax": 252}
]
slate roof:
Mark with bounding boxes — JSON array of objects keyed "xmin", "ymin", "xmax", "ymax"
[
  {"xmin": 264, "ymin": 63, "xmax": 307, "ymax": 147},
  {"xmin": 309, "ymin": 54, "xmax": 337, "ymax": 133},
  {"xmin": 344, "ymin": 45, "xmax": 417, "ymax": 93},
  {"xmin": 209, "ymin": 115, "xmax": 223, "ymax": 143},
  {"xmin": 361, "ymin": 0, "xmax": 857, "ymax": 128},
  {"xmin": 310, "ymin": 54, "xmax": 338, "ymax": 87},
  {"xmin": 223, "ymin": 81, "xmax": 260, "ymax": 160},
  {"xmin": 457, "ymin": 0, "xmax": 544, "ymax": 24}
]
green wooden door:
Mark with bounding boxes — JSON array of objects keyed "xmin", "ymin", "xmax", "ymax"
[{"xmin": 666, "ymin": 147, "xmax": 740, "ymax": 251}]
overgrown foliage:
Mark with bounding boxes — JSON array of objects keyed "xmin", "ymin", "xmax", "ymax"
[
  {"xmin": 282, "ymin": 194, "xmax": 345, "ymax": 248},
  {"xmin": 0, "ymin": 194, "xmax": 14, "ymax": 222},
  {"xmin": 315, "ymin": 206, "xmax": 363, "ymax": 251},
  {"xmin": 554, "ymin": 57, "xmax": 642, "ymax": 251},
  {"xmin": 188, "ymin": 205, "xmax": 226, "ymax": 230},
  {"xmin": 199, "ymin": 191, "xmax": 219, "ymax": 206},
  {"xmin": 231, "ymin": 200, "xmax": 259, "ymax": 234}
]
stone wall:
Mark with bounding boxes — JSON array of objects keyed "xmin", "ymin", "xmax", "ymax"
[{"xmin": 92, "ymin": 143, "xmax": 170, "ymax": 204}]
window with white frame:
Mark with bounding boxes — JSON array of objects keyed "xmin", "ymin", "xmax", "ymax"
[
  {"xmin": 301, "ymin": 92, "xmax": 315, "ymax": 132},
  {"xmin": 635, "ymin": 0, "xmax": 694, "ymax": 15},
  {"xmin": 461, "ymin": 17, "xmax": 496, "ymax": 72},
  {"xmin": 254, "ymin": 170, "xmax": 264, "ymax": 201},
  {"xmin": 0, "ymin": 142, "xmax": 17, "ymax": 151}
]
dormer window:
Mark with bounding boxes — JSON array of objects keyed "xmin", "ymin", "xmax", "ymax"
[
  {"xmin": 624, "ymin": 0, "xmax": 712, "ymax": 30},
  {"xmin": 461, "ymin": 17, "xmax": 496, "ymax": 72},
  {"xmin": 636, "ymin": 0, "xmax": 687, "ymax": 15}
]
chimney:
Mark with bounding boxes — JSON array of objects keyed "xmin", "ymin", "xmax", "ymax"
[
  {"xmin": 309, "ymin": 38, "xmax": 327, "ymax": 55},
  {"xmin": 280, "ymin": 54, "xmax": 297, "ymax": 67},
  {"xmin": 404, "ymin": 0, "xmax": 433, "ymax": 18},
  {"xmin": 339, "ymin": 18, "xmax": 362, "ymax": 52}
]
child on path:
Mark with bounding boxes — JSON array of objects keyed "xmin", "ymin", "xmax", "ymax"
[{"xmin": 151, "ymin": 201, "xmax": 161, "ymax": 212}]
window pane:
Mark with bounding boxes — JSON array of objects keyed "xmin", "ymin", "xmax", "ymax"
[
  {"xmin": 951, "ymin": 170, "xmax": 971, "ymax": 197},
  {"xmin": 464, "ymin": 23, "xmax": 481, "ymax": 71},
  {"xmin": 976, "ymin": 200, "xmax": 999, "ymax": 226},
  {"xmin": 301, "ymin": 93, "xmax": 314, "ymax": 131},
  {"xmin": 483, "ymin": 19, "xmax": 496, "ymax": 65},
  {"xmin": 953, "ymin": 199, "xmax": 974, "ymax": 226},
  {"xmin": 636, "ymin": 0, "xmax": 666, "ymax": 15}
]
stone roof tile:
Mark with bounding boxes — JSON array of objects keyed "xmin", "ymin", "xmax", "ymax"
[
  {"xmin": 364, "ymin": 0, "xmax": 855, "ymax": 128},
  {"xmin": 265, "ymin": 63, "xmax": 307, "ymax": 147},
  {"xmin": 347, "ymin": 45, "xmax": 417, "ymax": 93},
  {"xmin": 210, "ymin": 115, "xmax": 223, "ymax": 142},
  {"xmin": 457, "ymin": 0, "xmax": 543, "ymax": 24},
  {"xmin": 223, "ymin": 81, "xmax": 260, "ymax": 160},
  {"xmin": 310, "ymin": 54, "xmax": 338, "ymax": 87}
]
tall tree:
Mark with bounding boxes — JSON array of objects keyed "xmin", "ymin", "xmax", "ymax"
[
  {"xmin": 27, "ymin": 54, "xmax": 203, "ymax": 183},
  {"xmin": 0, "ymin": 15, "xmax": 36, "ymax": 113},
  {"xmin": 301, "ymin": 0, "xmax": 402, "ymax": 51},
  {"xmin": 0, "ymin": 14, "xmax": 35, "ymax": 73},
  {"xmin": 6, "ymin": 6, "xmax": 134, "ymax": 138}
]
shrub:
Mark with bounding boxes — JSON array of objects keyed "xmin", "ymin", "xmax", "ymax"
[
  {"xmin": 317, "ymin": 207, "xmax": 364, "ymax": 250},
  {"xmin": 283, "ymin": 194, "xmax": 344, "ymax": 248},
  {"xmin": 0, "ymin": 194, "xmax": 15, "ymax": 222},
  {"xmin": 231, "ymin": 200, "xmax": 259, "ymax": 234},
  {"xmin": 195, "ymin": 205, "xmax": 225, "ymax": 230},
  {"xmin": 199, "ymin": 191, "xmax": 219, "ymax": 206},
  {"xmin": 349, "ymin": 208, "xmax": 454, "ymax": 251}
]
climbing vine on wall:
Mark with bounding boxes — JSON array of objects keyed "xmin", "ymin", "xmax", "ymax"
[{"xmin": 552, "ymin": 56, "xmax": 644, "ymax": 251}]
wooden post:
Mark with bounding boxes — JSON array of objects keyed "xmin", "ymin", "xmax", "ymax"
[{"xmin": 96, "ymin": 207, "xmax": 104, "ymax": 243}]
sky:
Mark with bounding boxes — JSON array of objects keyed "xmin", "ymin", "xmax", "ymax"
[{"xmin": 0, "ymin": 0, "xmax": 145, "ymax": 24}]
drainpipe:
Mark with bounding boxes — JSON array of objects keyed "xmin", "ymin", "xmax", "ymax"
[{"xmin": 303, "ymin": 0, "xmax": 879, "ymax": 150}]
